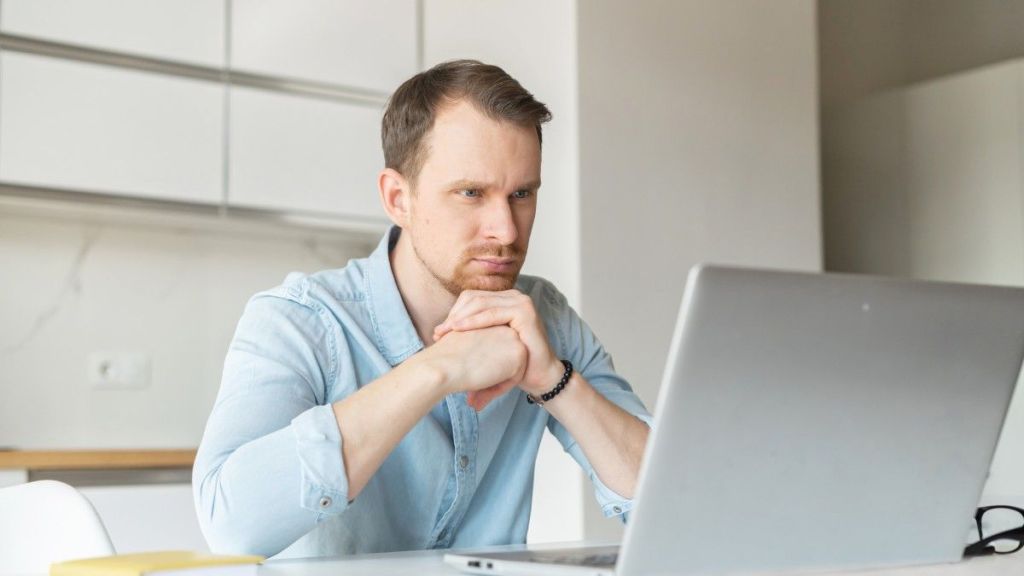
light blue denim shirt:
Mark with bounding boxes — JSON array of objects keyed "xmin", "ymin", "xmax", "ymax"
[{"xmin": 193, "ymin": 227, "xmax": 653, "ymax": 558}]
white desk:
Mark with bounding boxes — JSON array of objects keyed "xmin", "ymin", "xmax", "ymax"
[{"xmin": 258, "ymin": 543, "xmax": 1024, "ymax": 576}]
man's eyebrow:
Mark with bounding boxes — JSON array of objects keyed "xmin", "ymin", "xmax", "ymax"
[
  {"xmin": 443, "ymin": 179, "xmax": 489, "ymax": 191},
  {"xmin": 443, "ymin": 179, "xmax": 542, "ymax": 191}
]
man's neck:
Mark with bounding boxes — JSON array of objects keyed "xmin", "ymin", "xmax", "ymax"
[{"xmin": 389, "ymin": 232, "xmax": 457, "ymax": 348}]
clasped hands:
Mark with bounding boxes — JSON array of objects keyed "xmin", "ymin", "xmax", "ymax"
[{"xmin": 430, "ymin": 289, "xmax": 564, "ymax": 411}]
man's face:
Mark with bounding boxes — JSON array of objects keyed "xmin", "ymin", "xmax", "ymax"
[{"xmin": 403, "ymin": 99, "xmax": 541, "ymax": 295}]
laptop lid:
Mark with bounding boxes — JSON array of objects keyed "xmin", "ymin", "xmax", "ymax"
[{"xmin": 618, "ymin": 265, "xmax": 1024, "ymax": 576}]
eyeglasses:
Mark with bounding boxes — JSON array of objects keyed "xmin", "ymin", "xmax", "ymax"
[{"xmin": 963, "ymin": 505, "xmax": 1024, "ymax": 557}]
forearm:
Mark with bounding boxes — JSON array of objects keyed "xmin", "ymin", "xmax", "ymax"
[
  {"xmin": 332, "ymin": 353, "xmax": 448, "ymax": 500},
  {"xmin": 542, "ymin": 373, "xmax": 650, "ymax": 498}
]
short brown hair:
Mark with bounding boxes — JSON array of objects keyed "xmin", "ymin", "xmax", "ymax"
[{"xmin": 381, "ymin": 59, "xmax": 552, "ymax": 184}]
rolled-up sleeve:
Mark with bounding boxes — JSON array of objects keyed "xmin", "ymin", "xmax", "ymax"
[
  {"xmin": 192, "ymin": 281, "xmax": 352, "ymax": 556},
  {"xmin": 537, "ymin": 282, "xmax": 655, "ymax": 522}
]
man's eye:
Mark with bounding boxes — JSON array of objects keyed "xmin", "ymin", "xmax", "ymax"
[
  {"xmin": 512, "ymin": 189, "xmax": 533, "ymax": 200},
  {"xmin": 459, "ymin": 189, "xmax": 481, "ymax": 198}
]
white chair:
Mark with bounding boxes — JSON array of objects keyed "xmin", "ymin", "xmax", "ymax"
[{"xmin": 0, "ymin": 480, "xmax": 115, "ymax": 575}]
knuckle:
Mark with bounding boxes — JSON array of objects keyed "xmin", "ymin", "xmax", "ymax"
[
  {"xmin": 513, "ymin": 343, "xmax": 528, "ymax": 362},
  {"xmin": 518, "ymin": 294, "xmax": 535, "ymax": 312}
]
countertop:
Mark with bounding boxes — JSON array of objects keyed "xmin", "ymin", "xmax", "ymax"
[{"xmin": 0, "ymin": 448, "xmax": 196, "ymax": 470}]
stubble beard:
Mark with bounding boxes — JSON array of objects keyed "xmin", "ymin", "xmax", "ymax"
[{"xmin": 411, "ymin": 240, "xmax": 523, "ymax": 296}]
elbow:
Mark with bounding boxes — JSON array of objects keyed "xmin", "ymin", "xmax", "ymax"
[
  {"xmin": 195, "ymin": 490, "xmax": 286, "ymax": 558},
  {"xmin": 193, "ymin": 466, "xmax": 285, "ymax": 558}
]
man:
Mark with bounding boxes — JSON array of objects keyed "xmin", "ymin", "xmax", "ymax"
[{"xmin": 193, "ymin": 60, "xmax": 652, "ymax": 558}]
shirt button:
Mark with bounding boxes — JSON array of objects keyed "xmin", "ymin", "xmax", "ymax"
[
  {"xmin": 612, "ymin": 506, "xmax": 622, "ymax": 514},
  {"xmin": 459, "ymin": 455, "xmax": 469, "ymax": 469},
  {"xmin": 319, "ymin": 496, "xmax": 333, "ymax": 509}
]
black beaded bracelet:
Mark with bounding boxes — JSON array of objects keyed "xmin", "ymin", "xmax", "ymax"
[{"xmin": 526, "ymin": 359, "xmax": 573, "ymax": 405}]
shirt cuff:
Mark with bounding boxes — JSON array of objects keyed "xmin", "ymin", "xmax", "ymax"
[
  {"xmin": 291, "ymin": 404, "xmax": 350, "ymax": 519},
  {"xmin": 592, "ymin": 471, "xmax": 634, "ymax": 519}
]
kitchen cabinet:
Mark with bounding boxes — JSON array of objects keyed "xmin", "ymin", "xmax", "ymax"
[
  {"xmin": 0, "ymin": 0, "xmax": 226, "ymax": 67},
  {"xmin": 228, "ymin": 86, "xmax": 387, "ymax": 220},
  {"xmin": 0, "ymin": 1, "xmax": 413, "ymax": 226},
  {"xmin": 0, "ymin": 52, "xmax": 224, "ymax": 205},
  {"xmin": 82, "ymin": 484, "xmax": 208, "ymax": 553},
  {"xmin": 0, "ymin": 450, "xmax": 204, "ymax": 553},
  {"xmin": 230, "ymin": 0, "xmax": 417, "ymax": 92}
]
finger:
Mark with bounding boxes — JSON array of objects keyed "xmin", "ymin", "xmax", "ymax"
[
  {"xmin": 437, "ymin": 296, "xmax": 518, "ymax": 337},
  {"xmin": 435, "ymin": 292, "xmax": 485, "ymax": 340},
  {"xmin": 469, "ymin": 378, "xmax": 519, "ymax": 411},
  {"xmin": 450, "ymin": 288, "xmax": 522, "ymax": 315},
  {"xmin": 445, "ymin": 290, "xmax": 523, "ymax": 327},
  {"xmin": 469, "ymin": 377, "xmax": 518, "ymax": 410},
  {"xmin": 446, "ymin": 290, "xmax": 487, "ymax": 325},
  {"xmin": 433, "ymin": 319, "xmax": 462, "ymax": 340},
  {"xmin": 448, "ymin": 308, "xmax": 519, "ymax": 333},
  {"xmin": 446, "ymin": 293, "xmax": 514, "ymax": 326},
  {"xmin": 467, "ymin": 391, "xmax": 486, "ymax": 411},
  {"xmin": 433, "ymin": 324, "xmax": 452, "ymax": 341}
]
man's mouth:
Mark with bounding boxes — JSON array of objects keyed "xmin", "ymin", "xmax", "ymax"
[{"xmin": 472, "ymin": 257, "xmax": 517, "ymax": 272}]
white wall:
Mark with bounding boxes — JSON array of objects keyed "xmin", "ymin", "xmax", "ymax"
[
  {"xmin": 820, "ymin": 0, "xmax": 1024, "ymax": 274},
  {"xmin": 421, "ymin": 0, "xmax": 584, "ymax": 544},
  {"xmin": 819, "ymin": 0, "xmax": 1024, "ymax": 114},
  {"xmin": 0, "ymin": 206, "xmax": 372, "ymax": 449},
  {"xmin": 577, "ymin": 0, "xmax": 822, "ymax": 540}
]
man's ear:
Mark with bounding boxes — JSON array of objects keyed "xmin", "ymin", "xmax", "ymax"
[{"xmin": 378, "ymin": 168, "xmax": 412, "ymax": 226}]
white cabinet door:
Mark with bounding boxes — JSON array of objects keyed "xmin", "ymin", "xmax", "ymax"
[
  {"xmin": 0, "ymin": 52, "xmax": 224, "ymax": 205},
  {"xmin": 80, "ymin": 484, "xmax": 208, "ymax": 553},
  {"xmin": 228, "ymin": 87, "xmax": 386, "ymax": 219},
  {"xmin": 231, "ymin": 0, "xmax": 418, "ymax": 92},
  {"xmin": 0, "ymin": 0, "xmax": 226, "ymax": 67}
]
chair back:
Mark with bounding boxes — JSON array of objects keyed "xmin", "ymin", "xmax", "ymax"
[{"xmin": 0, "ymin": 480, "xmax": 115, "ymax": 574}]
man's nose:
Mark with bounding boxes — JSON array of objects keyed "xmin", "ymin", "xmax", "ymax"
[{"xmin": 483, "ymin": 198, "xmax": 518, "ymax": 246}]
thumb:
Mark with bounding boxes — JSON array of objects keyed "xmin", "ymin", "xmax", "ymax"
[{"xmin": 471, "ymin": 378, "xmax": 519, "ymax": 411}]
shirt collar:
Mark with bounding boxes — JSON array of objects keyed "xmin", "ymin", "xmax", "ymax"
[{"xmin": 365, "ymin": 226, "xmax": 425, "ymax": 366}]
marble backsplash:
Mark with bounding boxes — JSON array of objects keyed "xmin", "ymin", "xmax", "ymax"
[{"xmin": 0, "ymin": 209, "xmax": 374, "ymax": 449}]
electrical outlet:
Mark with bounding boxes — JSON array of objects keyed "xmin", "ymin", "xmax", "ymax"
[{"xmin": 88, "ymin": 351, "xmax": 152, "ymax": 390}]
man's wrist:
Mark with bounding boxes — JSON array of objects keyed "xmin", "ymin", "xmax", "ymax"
[
  {"xmin": 524, "ymin": 358, "xmax": 573, "ymax": 401},
  {"xmin": 410, "ymin": 351, "xmax": 456, "ymax": 401}
]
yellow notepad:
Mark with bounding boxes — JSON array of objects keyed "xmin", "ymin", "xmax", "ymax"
[{"xmin": 50, "ymin": 551, "xmax": 264, "ymax": 576}]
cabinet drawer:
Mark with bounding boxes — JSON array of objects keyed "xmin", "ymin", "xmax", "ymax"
[
  {"xmin": 0, "ymin": 52, "xmax": 224, "ymax": 204},
  {"xmin": 228, "ymin": 86, "xmax": 386, "ymax": 220},
  {"xmin": 231, "ymin": 0, "xmax": 417, "ymax": 91},
  {"xmin": 1, "ymin": 0, "xmax": 225, "ymax": 67}
]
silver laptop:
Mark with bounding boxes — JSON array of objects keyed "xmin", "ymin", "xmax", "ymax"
[{"xmin": 445, "ymin": 265, "xmax": 1024, "ymax": 575}]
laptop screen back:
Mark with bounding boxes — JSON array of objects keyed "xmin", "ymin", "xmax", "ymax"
[{"xmin": 619, "ymin": 266, "xmax": 1024, "ymax": 575}]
